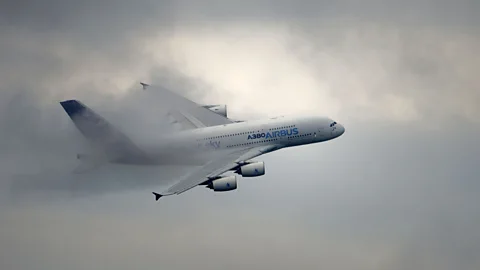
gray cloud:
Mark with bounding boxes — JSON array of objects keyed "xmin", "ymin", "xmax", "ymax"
[
  {"xmin": 0, "ymin": 1, "xmax": 479, "ymax": 270},
  {"xmin": 1, "ymin": 122, "xmax": 479, "ymax": 270}
]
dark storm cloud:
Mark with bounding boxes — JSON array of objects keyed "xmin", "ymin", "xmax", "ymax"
[
  {"xmin": 0, "ymin": 0, "xmax": 173, "ymax": 35},
  {"xmin": 0, "ymin": 1, "xmax": 479, "ymax": 270},
  {"xmin": 2, "ymin": 1, "xmax": 478, "ymax": 34},
  {"xmin": 177, "ymin": 0, "xmax": 479, "ymax": 32}
]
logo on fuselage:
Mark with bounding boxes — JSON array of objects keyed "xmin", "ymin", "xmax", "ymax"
[
  {"xmin": 247, "ymin": 128, "xmax": 298, "ymax": 140},
  {"xmin": 198, "ymin": 141, "xmax": 221, "ymax": 149}
]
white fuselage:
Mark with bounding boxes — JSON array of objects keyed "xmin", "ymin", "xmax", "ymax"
[{"xmin": 143, "ymin": 115, "xmax": 345, "ymax": 164}]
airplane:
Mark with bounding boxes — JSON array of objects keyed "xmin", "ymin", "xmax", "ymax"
[{"xmin": 59, "ymin": 85, "xmax": 345, "ymax": 201}]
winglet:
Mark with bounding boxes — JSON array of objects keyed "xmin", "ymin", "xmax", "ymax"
[{"xmin": 152, "ymin": 192, "xmax": 162, "ymax": 201}]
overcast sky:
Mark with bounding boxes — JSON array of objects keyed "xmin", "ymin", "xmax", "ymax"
[{"xmin": 0, "ymin": 1, "xmax": 479, "ymax": 270}]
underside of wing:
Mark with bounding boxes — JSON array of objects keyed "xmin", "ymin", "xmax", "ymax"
[{"xmin": 155, "ymin": 145, "xmax": 281, "ymax": 199}]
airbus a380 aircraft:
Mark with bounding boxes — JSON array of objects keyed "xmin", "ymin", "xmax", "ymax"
[{"xmin": 59, "ymin": 84, "xmax": 345, "ymax": 200}]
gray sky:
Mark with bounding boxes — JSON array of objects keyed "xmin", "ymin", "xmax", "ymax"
[{"xmin": 0, "ymin": 1, "xmax": 479, "ymax": 270}]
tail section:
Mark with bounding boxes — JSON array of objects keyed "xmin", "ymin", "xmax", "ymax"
[
  {"xmin": 60, "ymin": 100, "xmax": 148, "ymax": 164},
  {"xmin": 60, "ymin": 100, "xmax": 116, "ymax": 144}
]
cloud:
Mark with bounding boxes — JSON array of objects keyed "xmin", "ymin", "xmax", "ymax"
[
  {"xmin": 2, "ymin": 120, "xmax": 479, "ymax": 270},
  {"xmin": 0, "ymin": 1, "xmax": 479, "ymax": 270},
  {"xmin": 143, "ymin": 22, "xmax": 480, "ymax": 124}
]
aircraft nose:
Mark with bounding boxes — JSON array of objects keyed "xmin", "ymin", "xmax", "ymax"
[{"xmin": 336, "ymin": 124, "xmax": 345, "ymax": 137}]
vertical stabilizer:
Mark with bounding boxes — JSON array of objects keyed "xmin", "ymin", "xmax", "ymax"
[{"xmin": 60, "ymin": 100, "xmax": 148, "ymax": 164}]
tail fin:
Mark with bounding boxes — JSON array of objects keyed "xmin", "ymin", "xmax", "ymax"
[{"xmin": 60, "ymin": 100, "xmax": 147, "ymax": 163}]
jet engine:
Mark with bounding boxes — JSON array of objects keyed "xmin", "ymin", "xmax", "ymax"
[
  {"xmin": 207, "ymin": 175, "xmax": 237, "ymax": 192},
  {"xmin": 203, "ymin": 104, "xmax": 227, "ymax": 117},
  {"xmin": 237, "ymin": 162, "xmax": 265, "ymax": 177}
]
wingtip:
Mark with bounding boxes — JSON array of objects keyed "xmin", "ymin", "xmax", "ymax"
[{"xmin": 152, "ymin": 192, "xmax": 162, "ymax": 201}]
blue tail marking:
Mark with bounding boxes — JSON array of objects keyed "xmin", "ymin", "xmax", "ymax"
[{"xmin": 60, "ymin": 100, "xmax": 87, "ymax": 118}]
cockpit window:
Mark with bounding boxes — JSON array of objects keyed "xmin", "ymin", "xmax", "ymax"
[{"xmin": 330, "ymin": 122, "xmax": 337, "ymax": 127}]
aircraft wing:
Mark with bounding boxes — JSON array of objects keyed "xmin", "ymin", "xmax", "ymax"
[
  {"xmin": 144, "ymin": 84, "xmax": 234, "ymax": 130},
  {"xmin": 166, "ymin": 109, "xmax": 207, "ymax": 131},
  {"xmin": 155, "ymin": 144, "xmax": 280, "ymax": 199}
]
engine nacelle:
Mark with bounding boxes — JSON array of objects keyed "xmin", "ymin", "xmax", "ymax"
[
  {"xmin": 238, "ymin": 162, "xmax": 265, "ymax": 177},
  {"xmin": 207, "ymin": 175, "xmax": 237, "ymax": 192},
  {"xmin": 203, "ymin": 104, "xmax": 227, "ymax": 117}
]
